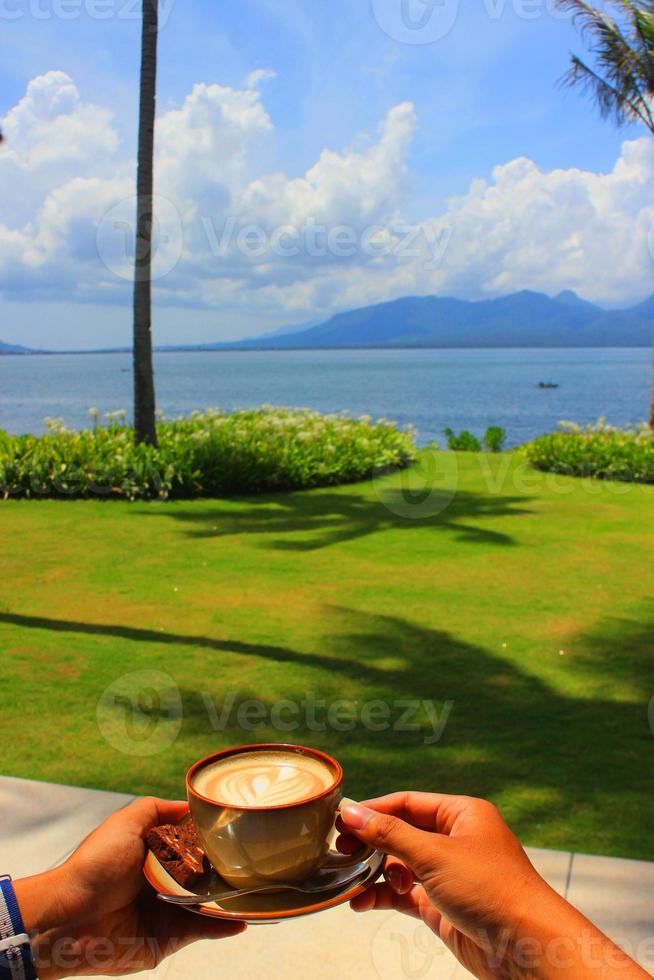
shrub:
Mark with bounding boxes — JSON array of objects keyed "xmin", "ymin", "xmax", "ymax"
[
  {"xmin": 0, "ymin": 406, "xmax": 417, "ymax": 501},
  {"xmin": 483, "ymin": 426, "xmax": 507, "ymax": 453},
  {"xmin": 524, "ymin": 420, "xmax": 654, "ymax": 483},
  {"xmin": 443, "ymin": 428, "xmax": 482, "ymax": 452}
]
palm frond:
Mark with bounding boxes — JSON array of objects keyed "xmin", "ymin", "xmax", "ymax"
[
  {"xmin": 631, "ymin": 5, "xmax": 654, "ymax": 90},
  {"xmin": 611, "ymin": 0, "xmax": 654, "ymax": 90},
  {"xmin": 564, "ymin": 54, "xmax": 654, "ymax": 130},
  {"xmin": 555, "ymin": 0, "xmax": 654, "ymax": 132}
]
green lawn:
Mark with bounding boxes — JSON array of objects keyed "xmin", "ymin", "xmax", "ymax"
[{"xmin": 1, "ymin": 451, "xmax": 653, "ymax": 859}]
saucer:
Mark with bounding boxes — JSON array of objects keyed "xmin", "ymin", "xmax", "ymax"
[{"xmin": 144, "ymin": 843, "xmax": 384, "ymax": 924}]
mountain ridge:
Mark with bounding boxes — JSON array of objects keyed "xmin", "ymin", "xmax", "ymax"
[
  {"xmin": 213, "ymin": 289, "xmax": 654, "ymax": 350},
  {"xmin": 1, "ymin": 290, "xmax": 652, "ymax": 353},
  {"xmin": 0, "ymin": 339, "xmax": 34, "ymax": 354}
]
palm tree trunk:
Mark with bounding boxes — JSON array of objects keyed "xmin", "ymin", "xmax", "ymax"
[{"xmin": 133, "ymin": 0, "xmax": 158, "ymax": 446}]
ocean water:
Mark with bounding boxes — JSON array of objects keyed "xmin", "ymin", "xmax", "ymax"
[{"xmin": 0, "ymin": 347, "xmax": 651, "ymax": 446}]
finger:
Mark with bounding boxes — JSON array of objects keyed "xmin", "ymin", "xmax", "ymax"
[
  {"xmin": 165, "ymin": 912, "xmax": 247, "ymax": 951},
  {"xmin": 341, "ymin": 803, "xmax": 446, "ymax": 877},
  {"xmin": 114, "ymin": 797, "xmax": 189, "ymax": 835},
  {"xmin": 351, "ymin": 883, "xmax": 444, "ymax": 935},
  {"xmin": 383, "ymin": 856, "xmax": 415, "ymax": 895},
  {"xmin": 349, "ymin": 883, "xmax": 378, "ymax": 913},
  {"xmin": 359, "ymin": 792, "xmax": 479, "ymax": 836},
  {"xmin": 71, "ymin": 799, "xmax": 190, "ymax": 859},
  {"xmin": 351, "ymin": 882, "xmax": 425, "ymax": 919},
  {"xmin": 334, "ymin": 832, "xmax": 361, "ymax": 855}
]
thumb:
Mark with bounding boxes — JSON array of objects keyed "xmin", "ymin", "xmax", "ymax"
[
  {"xmin": 112, "ymin": 797, "xmax": 189, "ymax": 835},
  {"xmin": 341, "ymin": 803, "xmax": 442, "ymax": 877}
]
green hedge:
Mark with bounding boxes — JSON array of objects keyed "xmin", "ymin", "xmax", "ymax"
[
  {"xmin": 0, "ymin": 406, "xmax": 417, "ymax": 501},
  {"xmin": 524, "ymin": 421, "xmax": 654, "ymax": 483}
]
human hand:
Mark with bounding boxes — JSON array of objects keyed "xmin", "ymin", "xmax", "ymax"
[
  {"xmin": 14, "ymin": 797, "xmax": 245, "ymax": 979},
  {"xmin": 339, "ymin": 793, "xmax": 648, "ymax": 979}
]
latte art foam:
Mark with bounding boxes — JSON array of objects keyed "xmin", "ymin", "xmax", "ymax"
[{"xmin": 193, "ymin": 750, "xmax": 334, "ymax": 807}]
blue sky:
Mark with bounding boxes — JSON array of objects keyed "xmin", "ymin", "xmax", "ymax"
[{"xmin": 1, "ymin": 0, "xmax": 652, "ymax": 348}]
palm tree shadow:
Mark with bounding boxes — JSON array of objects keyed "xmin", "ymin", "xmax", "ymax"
[
  {"xmin": 165, "ymin": 604, "xmax": 654, "ymax": 855},
  {"xmin": 137, "ymin": 485, "xmax": 534, "ymax": 551},
  {"xmin": 3, "ymin": 602, "xmax": 653, "ymax": 856}
]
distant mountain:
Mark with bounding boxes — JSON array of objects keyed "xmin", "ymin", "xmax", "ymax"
[
  {"xmin": 0, "ymin": 339, "xmax": 33, "ymax": 354},
  {"xmin": 213, "ymin": 290, "xmax": 654, "ymax": 350},
  {"xmin": 256, "ymin": 319, "xmax": 320, "ymax": 340},
  {"xmin": 157, "ymin": 319, "xmax": 321, "ymax": 352},
  {"xmin": 0, "ymin": 290, "xmax": 652, "ymax": 354},
  {"xmin": 553, "ymin": 289, "xmax": 598, "ymax": 311},
  {"xmin": 628, "ymin": 295, "xmax": 654, "ymax": 318}
]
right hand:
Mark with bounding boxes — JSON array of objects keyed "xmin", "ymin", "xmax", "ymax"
[{"xmin": 339, "ymin": 793, "xmax": 648, "ymax": 979}]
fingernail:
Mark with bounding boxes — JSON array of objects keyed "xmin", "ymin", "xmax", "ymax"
[
  {"xmin": 341, "ymin": 803, "xmax": 374, "ymax": 830},
  {"xmin": 386, "ymin": 866, "xmax": 403, "ymax": 892}
]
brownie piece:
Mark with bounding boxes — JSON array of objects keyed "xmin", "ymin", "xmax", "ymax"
[{"xmin": 147, "ymin": 822, "xmax": 208, "ymax": 888}]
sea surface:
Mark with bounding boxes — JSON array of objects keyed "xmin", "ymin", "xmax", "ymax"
[{"xmin": 0, "ymin": 347, "xmax": 651, "ymax": 446}]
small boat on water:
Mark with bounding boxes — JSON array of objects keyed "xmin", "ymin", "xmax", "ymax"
[{"xmin": 537, "ymin": 382, "xmax": 559, "ymax": 389}]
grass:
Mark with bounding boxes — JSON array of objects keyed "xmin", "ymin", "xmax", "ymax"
[{"xmin": 1, "ymin": 451, "xmax": 653, "ymax": 859}]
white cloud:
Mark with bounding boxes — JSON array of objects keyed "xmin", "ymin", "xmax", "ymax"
[
  {"xmin": 1, "ymin": 69, "xmax": 653, "ymax": 331},
  {"xmin": 0, "ymin": 71, "xmax": 119, "ymax": 229},
  {"xmin": 244, "ymin": 69, "xmax": 277, "ymax": 88},
  {"xmin": 430, "ymin": 141, "xmax": 654, "ymax": 305}
]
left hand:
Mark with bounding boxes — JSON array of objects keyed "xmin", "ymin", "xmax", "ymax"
[{"xmin": 14, "ymin": 797, "xmax": 246, "ymax": 979}]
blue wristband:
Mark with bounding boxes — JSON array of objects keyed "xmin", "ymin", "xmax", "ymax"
[{"xmin": 0, "ymin": 877, "xmax": 37, "ymax": 980}]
